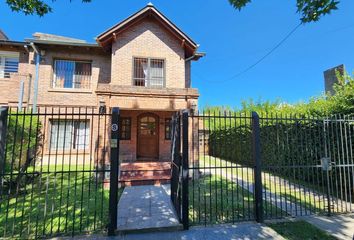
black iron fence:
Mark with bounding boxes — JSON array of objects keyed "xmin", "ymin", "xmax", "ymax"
[
  {"xmin": 0, "ymin": 107, "xmax": 113, "ymax": 239},
  {"xmin": 186, "ymin": 111, "xmax": 259, "ymax": 225},
  {"xmin": 259, "ymin": 114, "xmax": 354, "ymax": 218},
  {"xmin": 1, "ymin": 106, "xmax": 353, "ymax": 238},
  {"xmin": 171, "ymin": 111, "xmax": 354, "ymax": 227}
]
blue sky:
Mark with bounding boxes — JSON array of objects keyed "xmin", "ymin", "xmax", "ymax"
[{"xmin": 1, "ymin": 0, "xmax": 354, "ymax": 109}]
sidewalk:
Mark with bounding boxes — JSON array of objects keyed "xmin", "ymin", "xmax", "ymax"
[
  {"xmin": 301, "ymin": 213, "xmax": 354, "ymax": 240},
  {"xmin": 58, "ymin": 222, "xmax": 285, "ymax": 240},
  {"xmin": 117, "ymin": 185, "xmax": 181, "ymax": 232}
]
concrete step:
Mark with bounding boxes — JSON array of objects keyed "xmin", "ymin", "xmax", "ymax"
[
  {"xmin": 119, "ymin": 162, "xmax": 171, "ymax": 186},
  {"xmin": 120, "ymin": 169, "xmax": 171, "ymax": 178}
]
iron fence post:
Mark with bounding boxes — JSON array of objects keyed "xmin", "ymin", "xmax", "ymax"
[
  {"xmin": 0, "ymin": 107, "xmax": 8, "ymax": 176},
  {"xmin": 252, "ymin": 111, "xmax": 264, "ymax": 223},
  {"xmin": 182, "ymin": 110, "xmax": 189, "ymax": 230},
  {"xmin": 108, "ymin": 107, "xmax": 120, "ymax": 236}
]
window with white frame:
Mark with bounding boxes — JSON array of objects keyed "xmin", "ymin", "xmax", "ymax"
[
  {"xmin": 133, "ymin": 58, "xmax": 165, "ymax": 87},
  {"xmin": 49, "ymin": 120, "xmax": 90, "ymax": 150},
  {"xmin": 53, "ymin": 59, "xmax": 92, "ymax": 89},
  {"xmin": 0, "ymin": 51, "xmax": 19, "ymax": 78}
]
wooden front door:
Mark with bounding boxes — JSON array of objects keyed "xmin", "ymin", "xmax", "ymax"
[{"xmin": 137, "ymin": 113, "xmax": 159, "ymax": 159}]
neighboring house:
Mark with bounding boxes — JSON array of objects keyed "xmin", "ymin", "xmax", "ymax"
[
  {"xmin": 323, "ymin": 64, "xmax": 345, "ymax": 95},
  {"xmin": 0, "ymin": 4, "xmax": 204, "ymax": 179}
]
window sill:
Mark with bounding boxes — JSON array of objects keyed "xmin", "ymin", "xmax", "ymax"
[
  {"xmin": 133, "ymin": 86, "xmax": 165, "ymax": 89},
  {"xmin": 48, "ymin": 88, "xmax": 93, "ymax": 94}
]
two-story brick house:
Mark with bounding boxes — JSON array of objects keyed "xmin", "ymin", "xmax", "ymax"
[{"xmin": 0, "ymin": 4, "xmax": 203, "ymax": 183}]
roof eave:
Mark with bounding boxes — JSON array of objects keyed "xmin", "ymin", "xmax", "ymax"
[
  {"xmin": 96, "ymin": 5, "xmax": 198, "ymax": 50},
  {"xmin": 25, "ymin": 39, "xmax": 101, "ymax": 48},
  {"xmin": 0, "ymin": 40, "xmax": 27, "ymax": 47}
]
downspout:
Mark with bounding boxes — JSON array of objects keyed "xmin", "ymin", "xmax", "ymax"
[
  {"xmin": 184, "ymin": 49, "xmax": 197, "ymax": 111},
  {"xmin": 184, "ymin": 45, "xmax": 204, "ymax": 113},
  {"xmin": 29, "ymin": 42, "xmax": 40, "ymax": 113}
]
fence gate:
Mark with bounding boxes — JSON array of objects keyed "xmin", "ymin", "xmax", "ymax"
[
  {"xmin": 322, "ymin": 116, "xmax": 354, "ymax": 215},
  {"xmin": 170, "ymin": 111, "xmax": 189, "ymax": 229},
  {"xmin": 173, "ymin": 110, "xmax": 353, "ymax": 228},
  {"xmin": 184, "ymin": 111, "xmax": 259, "ymax": 226},
  {"xmin": 259, "ymin": 114, "xmax": 354, "ymax": 219}
]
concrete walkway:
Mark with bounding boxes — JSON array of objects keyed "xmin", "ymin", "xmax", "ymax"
[
  {"xmin": 202, "ymin": 157, "xmax": 354, "ymax": 217},
  {"xmin": 301, "ymin": 213, "xmax": 354, "ymax": 240},
  {"xmin": 201, "ymin": 168, "xmax": 309, "ymax": 217},
  {"xmin": 57, "ymin": 223, "xmax": 285, "ymax": 240},
  {"xmin": 117, "ymin": 185, "xmax": 181, "ymax": 232}
]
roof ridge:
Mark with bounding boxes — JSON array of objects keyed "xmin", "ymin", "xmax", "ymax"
[{"xmin": 32, "ymin": 32, "xmax": 87, "ymax": 43}]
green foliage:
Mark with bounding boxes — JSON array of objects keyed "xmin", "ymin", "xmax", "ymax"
[
  {"xmin": 296, "ymin": 0, "xmax": 339, "ymax": 23},
  {"xmin": 5, "ymin": 111, "xmax": 41, "ymax": 173},
  {"xmin": 204, "ymin": 72, "xmax": 354, "ymax": 117},
  {"xmin": 268, "ymin": 221, "xmax": 336, "ymax": 240},
  {"xmin": 229, "ymin": 0, "xmax": 340, "ymax": 23},
  {"xmin": 329, "ymin": 72, "xmax": 354, "ymax": 114},
  {"xmin": 205, "ymin": 74, "xmax": 354, "ymax": 202},
  {"xmin": 0, "ymin": 165, "xmax": 110, "ymax": 238},
  {"xmin": 5, "ymin": 0, "xmax": 340, "ymax": 20},
  {"xmin": 6, "ymin": 0, "xmax": 91, "ymax": 16}
]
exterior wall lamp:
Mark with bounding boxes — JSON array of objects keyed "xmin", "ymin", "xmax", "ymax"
[{"xmin": 99, "ymin": 101, "xmax": 106, "ymax": 115}]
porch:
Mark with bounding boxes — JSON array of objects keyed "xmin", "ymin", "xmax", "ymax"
[
  {"xmin": 119, "ymin": 110, "xmax": 174, "ymax": 163},
  {"xmin": 117, "ymin": 109, "xmax": 174, "ymax": 185}
]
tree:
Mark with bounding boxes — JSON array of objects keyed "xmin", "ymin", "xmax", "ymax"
[
  {"xmin": 229, "ymin": 0, "xmax": 339, "ymax": 23},
  {"xmin": 329, "ymin": 72, "xmax": 354, "ymax": 115},
  {"xmin": 6, "ymin": 0, "xmax": 340, "ymax": 20},
  {"xmin": 6, "ymin": 0, "xmax": 91, "ymax": 16}
]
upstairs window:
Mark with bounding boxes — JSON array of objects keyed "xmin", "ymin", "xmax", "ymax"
[
  {"xmin": 133, "ymin": 58, "xmax": 165, "ymax": 88},
  {"xmin": 0, "ymin": 51, "xmax": 19, "ymax": 78},
  {"xmin": 53, "ymin": 59, "xmax": 92, "ymax": 89}
]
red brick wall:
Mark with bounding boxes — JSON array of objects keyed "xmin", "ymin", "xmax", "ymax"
[{"xmin": 111, "ymin": 19, "xmax": 187, "ymax": 88}]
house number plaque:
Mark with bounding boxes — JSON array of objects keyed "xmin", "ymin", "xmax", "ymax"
[{"xmin": 112, "ymin": 124, "xmax": 118, "ymax": 132}]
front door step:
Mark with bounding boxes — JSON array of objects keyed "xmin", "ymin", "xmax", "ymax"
[
  {"xmin": 119, "ymin": 162, "xmax": 171, "ymax": 186},
  {"xmin": 117, "ymin": 185, "xmax": 182, "ymax": 233}
]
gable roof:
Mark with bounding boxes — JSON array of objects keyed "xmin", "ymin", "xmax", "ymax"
[
  {"xmin": 0, "ymin": 29, "xmax": 9, "ymax": 40},
  {"xmin": 96, "ymin": 3, "xmax": 198, "ymax": 56}
]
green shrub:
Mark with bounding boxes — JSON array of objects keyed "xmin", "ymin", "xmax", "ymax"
[
  {"xmin": 5, "ymin": 111, "xmax": 41, "ymax": 174},
  {"xmin": 205, "ymin": 72, "xmax": 354, "ymax": 202}
]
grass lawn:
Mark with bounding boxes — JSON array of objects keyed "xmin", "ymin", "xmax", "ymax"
[
  {"xmin": 267, "ymin": 220, "xmax": 336, "ymax": 240},
  {"xmin": 199, "ymin": 156, "xmax": 326, "ymax": 215},
  {"xmin": 0, "ymin": 164, "xmax": 118, "ymax": 239},
  {"xmin": 189, "ymin": 175, "xmax": 284, "ymax": 225}
]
